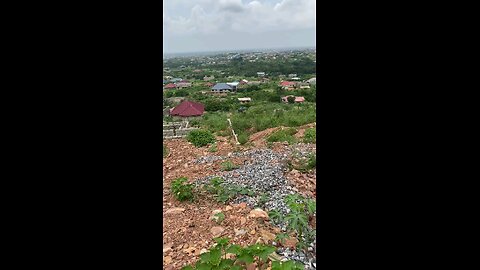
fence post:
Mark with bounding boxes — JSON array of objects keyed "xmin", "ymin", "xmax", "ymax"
[{"xmin": 227, "ymin": 118, "xmax": 240, "ymax": 145}]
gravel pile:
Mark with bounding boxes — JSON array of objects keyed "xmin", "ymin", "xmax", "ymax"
[
  {"xmin": 193, "ymin": 155, "xmax": 226, "ymax": 164},
  {"xmin": 193, "ymin": 148, "xmax": 316, "ymax": 268},
  {"xmin": 290, "ymin": 143, "xmax": 316, "ymax": 159},
  {"xmin": 277, "ymin": 241, "xmax": 317, "ymax": 269}
]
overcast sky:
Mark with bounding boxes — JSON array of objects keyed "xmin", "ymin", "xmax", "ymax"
[{"xmin": 163, "ymin": 0, "xmax": 316, "ymax": 54}]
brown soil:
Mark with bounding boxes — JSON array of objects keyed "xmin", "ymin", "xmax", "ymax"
[{"xmin": 163, "ymin": 127, "xmax": 316, "ymax": 269}]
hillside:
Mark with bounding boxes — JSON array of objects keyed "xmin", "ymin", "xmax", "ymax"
[{"xmin": 163, "ymin": 126, "xmax": 316, "ymax": 270}]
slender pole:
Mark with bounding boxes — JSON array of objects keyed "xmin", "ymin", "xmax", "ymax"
[{"xmin": 227, "ymin": 118, "xmax": 240, "ymax": 145}]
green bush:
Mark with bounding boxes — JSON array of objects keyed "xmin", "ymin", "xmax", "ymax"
[
  {"xmin": 221, "ymin": 161, "xmax": 238, "ymax": 171},
  {"xmin": 180, "ymin": 237, "xmax": 303, "ymax": 270},
  {"xmin": 267, "ymin": 128, "xmax": 297, "ymax": 144},
  {"xmin": 306, "ymin": 154, "xmax": 316, "ymax": 170},
  {"xmin": 270, "ymin": 194, "xmax": 317, "ymax": 252},
  {"xmin": 171, "ymin": 177, "xmax": 194, "ymax": 202},
  {"xmin": 237, "ymin": 133, "xmax": 249, "ymax": 144},
  {"xmin": 187, "ymin": 129, "xmax": 216, "ymax": 147},
  {"xmin": 203, "ymin": 177, "xmax": 254, "ymax": 204},
  {"xmin": 303, "ymin": 128, "xmax": 316, "ymax": 144}
]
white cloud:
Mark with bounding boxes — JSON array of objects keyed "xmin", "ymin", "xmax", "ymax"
[{"xmin": 164, "ymin": 0, "xmax": 315, "ymax": 35}]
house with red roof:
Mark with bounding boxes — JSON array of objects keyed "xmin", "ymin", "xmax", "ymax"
[
  {"xmin": 279, "ymin": 81, "xmax": 296, "ymax": 90},
  {"xmin": 164, "ymin": 83, "xmax": 177, "ymax": 90},
  {"xmin": 177, "ymin": 80, "xmax": 192, "ymax": 88},
  {"xmin": 169, "ymin": 100, "xmax": 205, "ymax": 119},
  {"xmin": 281, "ymin": 96, "xmax": 305, "ymax": 103}
]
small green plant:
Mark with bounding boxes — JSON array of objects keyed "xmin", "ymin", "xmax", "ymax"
[
  {"xmin": 275, "ymin": 233, "xmax": 289, "ymax": 246},
  {"xmin": 181, "ymin": 238, "xmax": 297, "ymax": 270},
  {"xmin": 268, "ymin": 210, "xmax": 283, "ymax": 224},
  {"xmin": 283, "ymin": 194, "xmax": 316, "ymax": 251},
  {"xmin": 187, "ymin": 129, "xmax": 216, "ymax": 147},
  {"xmin": 291, "ymin": 153, "xmax": 316, "ymax": 172},
  {"xmin": 171, "ymin": 177, "xmax": 194, "ymax": 202},
  {"xmin": 214, "ymin": 212, "xmax": 225, "ymax": 224},
  {"xmin": 303, "ymin": 128, "xmax": 316, "ymax": 144},
  {"xmin": 221, "ymin": 160, "xmax": 239, "ymax": 171},
  {"xmin": 205, "ymin": 177, "xmax": 224, "ymax": 194},
  {"xmin": 272, "ymin": 260, "xmax": 305, "ymax": 270},
  {"xmin": 257, "ymin": 193, "xmax": 269, "ymax": 207},
  {"xmin": 203, "ymin": 178, "xmax": 254, "ymax": 204},
  {"xmin": 208, "ymin": 143, "xmax": 218, "ymax": 152},
  {"xmin": 300, "ymin": 154, "xmax": 316, "ymax": 172}
]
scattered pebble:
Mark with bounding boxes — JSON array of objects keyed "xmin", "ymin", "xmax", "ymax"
[{"xmin": 192, "ymin": 148, "xmax": 316, "ymax": 267}]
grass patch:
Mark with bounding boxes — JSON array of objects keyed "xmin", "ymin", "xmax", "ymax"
[
  {"xmin": 221, "ymin": 160, "xmax": 238, "ymax": 171},
  {"xmin": 266, "ymin": 128, "xmax": 298, "ymax": 144},
  {"xmin": 171, "ymin": 177, "xmax": 194, "ymax": 202},
  {"xmin": 208, "ymin": 143, "xmax": 218, "ymax": 152},
  {"xmin": 186, "ymin": 129, "xmax": 216, "ymax": 147},
  {"xmin": 303, "ymin": 128, "xmax": 316, "ymax": 144},
  {"xmin": 196, "ymin": 102, "xmax": 316, "ymax": 140},
  {"xmin": 237, "ymin": 132, "xmax": 249, "ymax": 144}
]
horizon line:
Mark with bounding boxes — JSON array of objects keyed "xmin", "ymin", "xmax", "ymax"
[{"xmin": 163, "ymin": 46, "xmax": 316, "ymax": 56}]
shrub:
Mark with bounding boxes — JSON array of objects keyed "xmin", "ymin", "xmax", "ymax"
[
  {"xmin": 180, "ymin": 238, "xmax": 303, "ymax": 270},
  {"xmin": 268, "ymin": 194, "xmax": 317, "ymax": 252},
  {"xmin": 306, "ymin": 154, "xmax": 316, "ymax": 170},
  {"xmin": 187, "ymin": 129, "xmax": 216, "ymax": 147},
  {"xmin": 303, "ymin": 128, "xmax": 316, "ymax": 144},
  {"xmin": 221, "ymin": 161, "xmax": 238, "ymax": 171},
  {"xmin": 171, "ymin": 177, "xmax": 194, "ymax": 202},
  {"xmin": 267, "ymin": 128, "xmax": 297, "ymax": 144},
  {"xmin": 203, "ymin": 177, "xmax": 254, "ymax": 204},
  {"xmin": 237, "ymin": 133, "xmax": 249, "ymax": 144}
]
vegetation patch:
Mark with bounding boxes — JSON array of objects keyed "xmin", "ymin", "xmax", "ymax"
[
  {"xmin": 303, "ymin": 128, "xmax": 316, "ymax": 144},
  {"xmin": 221, "ymin": 160, "xmax": 239, "ymax": 171},
  {"xmin": 237, "ymin": 133, "xmax": 249, "ymax": 145},
  {"xmin": 266, "ymin": 128, "xmax": 298, "ymax": 144},
  {"xmin": 181, "ymin": 237, "xmax": 304, "ymax": 270},
  {"xmin": 203, "ymin": 177, "xmax": 254, "ymax": 204},
  {"xmin": 171, "ymin": 177, "xmax": 194, "ymax": 202},
  {"xmin": 268, "ymin": 194, "xmax": 316, "ymax": 251},
  {"xmin": 208, "ymin": 143, "xmax": 218, "ymax": 153},
  {"xmin": 187, "ymin": 129, "xmax": 216, "ymax": 147}
]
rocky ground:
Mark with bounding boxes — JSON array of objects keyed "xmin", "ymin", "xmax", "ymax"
[{"xmin": 163, "ymin": 125, "xmax": 316, "ymax": 270}]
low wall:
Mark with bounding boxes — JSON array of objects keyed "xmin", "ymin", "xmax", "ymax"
[{"xmin": 163, "ymin": 126, "xmax": 199, "ymax": 139}]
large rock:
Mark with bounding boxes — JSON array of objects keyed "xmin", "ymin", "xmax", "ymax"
[
  {"xmin": 240, "ymin": 217, "xmax": 247, "ymax": 225},
  {"xmin": 165, "ymin": 207, "xmax": 185, "ymax": 215},
  {"xmin": 260, "ymin": 229, "xmax": 276, "ymax": 241},
  {"xmin": 248, "ymin": 208, "xmax": 269, "ymax": 219},
  {"xmin": 234, "ymin": 228, "xmax": 247, "ymax": 236},
  {"xmin": 210, "ymin": 226, "xmax": 225, "ymax": 237},
  {"xmin": 164, "ymin": 255, "xmax": 172, "ymax": 264}
]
